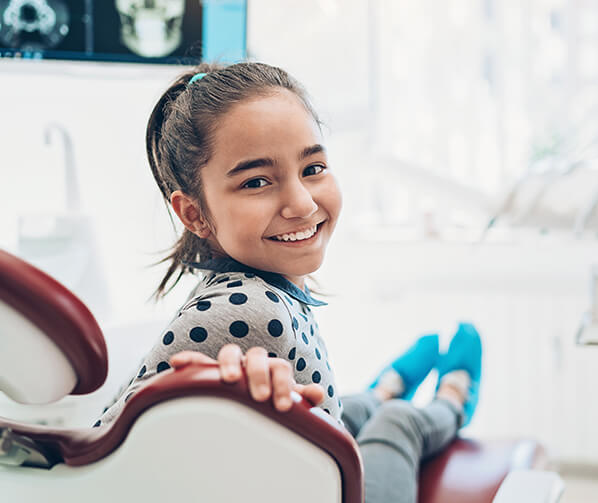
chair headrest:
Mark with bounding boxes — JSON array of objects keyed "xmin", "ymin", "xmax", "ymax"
[{"xmin": 0, "ymin": 249, "xmax": 108, "ymax": 396}]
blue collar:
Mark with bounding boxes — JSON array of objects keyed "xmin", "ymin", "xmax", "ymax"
[{"xmin": 183, "ymin": 258, "xmax": 327, "ymax": 307}]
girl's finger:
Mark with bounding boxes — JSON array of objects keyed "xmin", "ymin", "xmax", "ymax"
[
  {"xmin": 293, "ymin": 383, "xmax": 325, "ymax": 406},
  {"xmin": 217, "ymin": 344, "xmax": 244, "ymax": 382},
  {"xmin": 169, "ymin": 350, "xmax": 215, "ymax": 369},
  {"xmin": 269, "ymin": 358, "xmax": 294, "ymax": 411},
  {"xmin": 245, "ymin": 346, "xmax": 271, "ymax": 401}
]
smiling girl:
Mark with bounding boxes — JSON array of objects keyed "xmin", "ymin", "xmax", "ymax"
[{"xmin": 97, "ymin": 62, "xmax": 482, "ymax": 503}]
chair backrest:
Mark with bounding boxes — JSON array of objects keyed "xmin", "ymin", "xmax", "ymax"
[
  {"xmin": 0, "ymin": 249, "xmax": 108, "ymax": 404},
  {"xmin": 1, "ymin": 364, "xmax": 365, "ymax": 503}
]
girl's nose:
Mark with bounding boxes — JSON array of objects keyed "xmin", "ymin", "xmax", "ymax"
[{"xmin": 280, "ymin": 181, "xmax": 318, "ymax": 219}]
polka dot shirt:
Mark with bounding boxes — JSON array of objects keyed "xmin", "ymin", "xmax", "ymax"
[{"xmin": 96, "ymin": 260, "xmax": 341, "ymax": 427}]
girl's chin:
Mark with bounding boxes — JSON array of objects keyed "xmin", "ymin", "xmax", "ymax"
[{"xmin": 280, "ymin": 261, "xmax": 324, "ymax": 279}]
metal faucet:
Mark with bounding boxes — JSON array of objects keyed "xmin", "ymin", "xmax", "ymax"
[{"xmin": 44, "ymin": 123, "xmax": 80, "ymax": 213}]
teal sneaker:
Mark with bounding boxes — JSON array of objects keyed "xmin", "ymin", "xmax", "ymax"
[
  {"xmin": 436, "ymin": 322, "xmax": 482, "ymax": 427},
  {"xmin": 369, "ymin": 334, "xmax": 439, "ymax": 400}
]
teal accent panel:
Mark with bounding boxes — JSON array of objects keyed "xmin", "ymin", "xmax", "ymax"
[{"xmin": 202, "ymin": 0, "xmax": 247, "ymax": 63}]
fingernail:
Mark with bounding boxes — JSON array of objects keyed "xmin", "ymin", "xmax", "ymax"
[
  {"xmin": 256, "ymin": 385, "xmax": 270, "ymax": 400},
  {"xmin": 224, "ymin": 365, "xmax": 239, "ymax": 380},
  {"xmin": 277, "ymin": 397, "xmax": 292, "ymax": 411}
]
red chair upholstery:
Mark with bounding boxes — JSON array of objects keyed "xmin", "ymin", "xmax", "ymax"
[{"xmin": 419, "ymin": 437, "xmax": 546, "ymax": 502}]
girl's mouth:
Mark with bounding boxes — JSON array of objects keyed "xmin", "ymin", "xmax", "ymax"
[{"xmin": 266, "ymin": 222, "xmax": 324, "ymax": 245}]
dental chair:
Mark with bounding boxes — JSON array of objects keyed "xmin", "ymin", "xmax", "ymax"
[{"xmin": 0, "ymin": 249, "xmax": 564, "ymax": 502}]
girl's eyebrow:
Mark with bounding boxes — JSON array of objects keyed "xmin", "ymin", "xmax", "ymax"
[
  {"xmin": 226, "ymin": 144, "xmax": 326, "ymax": 177},
  {"xmin": 299, "ymin": 143, "xmax": 326, "ymax": 160},
  {"xmin": 226, "ymin": 157, "xmax": 275, "ymax": 177}
]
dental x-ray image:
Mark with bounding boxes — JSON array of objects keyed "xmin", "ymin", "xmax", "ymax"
[
  {"xmin": 94, "ymin": 0, "xmax": 203, "ymax": 61},
  {"xmin": 0, "ymin": 0, "xmax": 246, "ymax": 64},
  {"xmin": 114, "ymin": 0, "xmax": 186, "ymax": 58},
  {"xmin": 0, "ymin": 0, "xmax": 85, "ymax": 52}
]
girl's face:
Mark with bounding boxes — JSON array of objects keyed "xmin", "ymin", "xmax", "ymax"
[{"xmin": 199, "ymin": 89, "xmax": 342, "ymax": 288}]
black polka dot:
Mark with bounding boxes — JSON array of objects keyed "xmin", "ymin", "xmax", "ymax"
[
  {"xmin": 162, "ymin": 331, "xmax": 174, "ymax": 345},
  {"xmin": 297, "ymin": 358, "xmax": 306, "ymax": 371},
  {"xmin": 327, "ymin": 385, "xmax": 334, "ymax": 397},
  {"xmin": 315, "ymin": 347, "xmax": 321, "ymax": 360},
  {"xmin": 138, "ymin": 365, "xmax": 146, "ymax": 378},
  {"xmin": 157, "ymin": 361, "xmax": 171, "ymax": 373},
  {"xmin": 196, "ymin": 300, "xmax": 211, "ymax": 311},
  {"xmin": 324, "ymin": 408, "xmax": 330, "ymax": 415},
  {"xmin": 310, "ymin": 325, "xmax": 314, "ymax": 336},
  {"xmin": 229, "ymin": 320, "xmax": 249, "ymax": 338},
  {"xmin": 215, "ymin": 276, "xmax": 230, "ymax": 284},
  {"xmin": 207, "ymin": 273, "xmax": 216, "ymax": 283},
  {"xmin": 268, "ymin": 319, "xmax": 283, "ymax": 337},
  {"xmin": 244, "ymin": 272, "xmax": 256, "ymax": 278},
  {"xmin": 265, "ymin": 291, "xmax": 279, "ymax": 303},
  {"xmin": 227, "ymin": 280, "xmax": 243, "ymax": 288},
  {"xmin": 288, "ymin": 347, "xmax": 296, "ymax": 360},
  {"xmin": 229, "ymin": 293, "xmax": 248, "ymax": 305},
  {"xmin": 125, "ymin": 392, "xmax": 134, "ymax": 403},
  {"xmin": 338, "ymin": 399, "xmax": 342, "ymax": 408},
  {"xmin": 312, "ymin": 371, "xmax": 321, "ymax": 383},
  {"xmin": 93, "ymin": 420, "xmax": 101, "ymax": 427},
  {"xmin": 292, "ymin": 317, "xmax": 299, "ymax": 330},
  {"xmin": 268, "ymin": 352, "xmax": 277, "ymax": 358},
  {"xmin": 190, "ymin": 326, "xmax": 208, "ymax": 342},
  {"xmin": 302, "ymin": 333, "xmax": 309, "ymax": 345}
]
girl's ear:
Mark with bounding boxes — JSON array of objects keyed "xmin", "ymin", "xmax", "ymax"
[{"xmin": 170, "ymin": 190, "xmax": 212, "ymax": 238}]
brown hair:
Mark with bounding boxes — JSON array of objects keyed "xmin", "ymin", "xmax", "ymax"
[{"xmin": 146, "ymin": 62, "xmax": 322, "ymax": 300}]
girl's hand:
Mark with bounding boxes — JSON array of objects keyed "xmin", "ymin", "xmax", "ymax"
[{"xmin": 169, "ymin": 345, "xmax": 325, "ymax": 412}]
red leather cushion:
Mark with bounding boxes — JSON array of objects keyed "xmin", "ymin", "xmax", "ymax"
[{"xmin": 418, "ymin": 437, "xmax": 545, "ymax": 503}]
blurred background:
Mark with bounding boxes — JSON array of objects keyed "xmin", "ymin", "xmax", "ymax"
[{"xmin": 1, "ymin": 1, "xmax": 597, "ymax": 499}]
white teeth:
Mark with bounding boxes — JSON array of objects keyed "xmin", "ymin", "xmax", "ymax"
[{"xmin": 272, "ymin": 225, "xmax": 318, "ymax": 242}]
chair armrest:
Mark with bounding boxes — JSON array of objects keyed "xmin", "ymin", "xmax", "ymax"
[{"xmin": 492, "ymin": 470, "xmax": 565, "ymax": 503}]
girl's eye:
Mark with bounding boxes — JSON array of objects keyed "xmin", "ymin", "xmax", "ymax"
[
  {"xmin": 303, "ymin": 164, "xmax": 326, "ymax": 176},
  {"xmin": 242, "ymin": 178, "xmax": 269, "ymax": 189}
]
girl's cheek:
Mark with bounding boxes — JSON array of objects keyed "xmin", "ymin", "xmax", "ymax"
[{"xmin": 324, "ymin": 176, "xmax": 343, "ymax": 214}]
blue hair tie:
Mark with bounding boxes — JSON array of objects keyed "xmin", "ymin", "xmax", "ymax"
[{"xmin": 189, "ymin": 72, "xmax": 207, "ymax": 85}]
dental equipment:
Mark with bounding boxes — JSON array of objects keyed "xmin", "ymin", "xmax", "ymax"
[
  {"xmin": 575, "ymin": 265, "xmax": 598, "ymax": 346},
  {"xmin": 16, "ymin": 123, "xmax": 110, "ymax": 320}
]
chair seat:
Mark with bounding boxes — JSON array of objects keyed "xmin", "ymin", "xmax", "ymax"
[{"xmin": 418, "ymin": 436, "xmax": 545, "ymax": 503}]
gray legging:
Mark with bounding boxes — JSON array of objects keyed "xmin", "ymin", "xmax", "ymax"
[{"xmin": 341, "ymin": 393, "xmax": 463, "ymax": 503}]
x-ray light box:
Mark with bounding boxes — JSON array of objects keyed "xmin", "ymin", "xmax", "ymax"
[{"xmin": 0, "ymin": 0, "xmax": 246, "ymax": 64}]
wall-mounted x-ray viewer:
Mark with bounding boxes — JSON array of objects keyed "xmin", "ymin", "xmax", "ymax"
[{"xmin": 0, "ymin": 0, "xmax": 247, "ymax": 64}]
